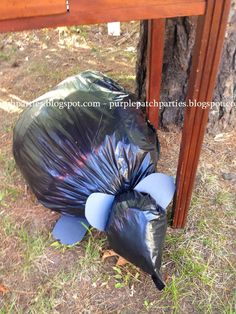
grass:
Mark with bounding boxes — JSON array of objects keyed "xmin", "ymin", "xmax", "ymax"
[
  {"xmin": 0, "ymin": 187, "xmax": 20, "ymax": 205},
  {"xmin": 0, "ymin": 47, "xmax": 17, "ymax": 62},
  {"xmin": 0, "ymin": 51, "xmax": 11, "ymax": 62},
  {"xmin": 158, "ymin": 234, "xmax": 214, "ymax": 312},
  {"xmin": 70, "ymin": 26, "xmax": 89, "ymax": 39},
  {"xmin": 0, "ymin": 212, "xmax": 48, "ymax": 273},
  {"xmin": 148, "ymin": 165, "xmax": 236, "ymax": 313},
  {"xmin": 27, "ymin": 61, "xmax": 69, "ymax": 82},
  {"xmin": 0, "ymin": 191, "xmax": 6, "ymax": 206},
  {"xmin": 1, "ymin": 212, "xmax": 17, "ymax": 236},
  {"xmin": 154, "ymin": 177, "xmax": 235, "ymax": 313},
  {"xmin": 215, "ymin": 190, "xmax": 234, "ymax": 206},
  {"xmin": 0, "ymin": 153, "xmax": 16, "ymax": 183},
  {"xmin": 0, "ymin": 300, "xmax": 23, "ymax": 314},
  {"xmin": 26, "ymin": 270, "xmax": 76, "ymax": 314},
  {"xmin": 112, "ymin": 265, "xmax": 141, "ymax": 289},
  {"xmin": 58, "ymin": 25, "xmax": 89, "ymax": 40},
  {"xmin": 79, "ymin": 232, "xmax": 106, "ymax": 270},
  {"xmin": 18, "ymin": 227, "xmax": 48, "ymax": 274}
]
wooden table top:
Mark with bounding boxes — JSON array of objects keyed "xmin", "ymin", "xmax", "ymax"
[{"xmin": 0, "ymin": 0, "xmax": 206, "ymax": 33}]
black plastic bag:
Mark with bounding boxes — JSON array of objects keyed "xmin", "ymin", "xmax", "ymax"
[
  {"xmin": 13, "ymin": 71, "xmax": 159, "ymax": 216},
  {"xmin": 106, "ymin": 190, "xmax": 167, "ymax": 290},
  {"xmin": 13, "ymin": 71, "xmax": 168, "ymax": 290}
]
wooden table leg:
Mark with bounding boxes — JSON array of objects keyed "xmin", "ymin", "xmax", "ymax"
[
  {"xmin": 172, "ymin": 0, "xmax": 231, "ymax": 228},
  {"xmin": 146, "ymin": 19, "xmax": 165, "ymax": 129}
]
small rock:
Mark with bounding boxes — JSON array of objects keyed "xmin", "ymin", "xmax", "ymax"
[
  {"xmin": 11, "ymin": 61, "xmax": 20, "ymax": 68},
  {"xmin": 222, "ymin": 173, "xmax": 236, "ymax": 182}
]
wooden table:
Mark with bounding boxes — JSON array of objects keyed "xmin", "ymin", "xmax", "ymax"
[{"xmin": 0, "ymin": 0, "xmax": 231, "ymax": 228}]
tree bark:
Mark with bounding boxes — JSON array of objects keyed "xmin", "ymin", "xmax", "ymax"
[{"xmin": 136, "ymin": 2, "xmax": 236, "ymax": 135}]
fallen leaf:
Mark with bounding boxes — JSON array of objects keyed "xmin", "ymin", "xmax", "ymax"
[
  {"xmin": 101, "ymin": 249, "xmax": 119, "ymax": 262},
  {"xmin": 0, "ymin": 284, "xmax": 9, "ymax": 293},
  {"xmin": 163, "ymin": 274, "xmax": 172, "ymax": 282},
  {"xmin": 116, "ymin": 256, "xmax": 128, "ymax": 266}
]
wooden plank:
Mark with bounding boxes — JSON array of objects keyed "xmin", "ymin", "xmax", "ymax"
[
  {"xmin": 78, "ymin": 0, "xmax": 205, "ymax": 10},
  {"xmin": 0, "ymin": 0, "xmax": 67, "ymax": 21},
  {"xmin": 77, "ymin": 3, "xmax": 206, "ymax": 24},
  {"xmin": 146, "ymin": 19, "xmax": 165, "ymax": 129},
  {"xmin": 0, "ymin": 0, "xmax": 206, "ymax": 33},
  {"xmin": 172, "ymin": 0, "xmax": 231, "ymax": 228}
]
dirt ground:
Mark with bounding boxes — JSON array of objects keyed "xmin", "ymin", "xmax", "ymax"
[{"xmin": 0, "ymin": 24, "xmax": 235, "ymax": 314}]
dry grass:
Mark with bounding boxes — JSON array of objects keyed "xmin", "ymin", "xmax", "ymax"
[{"xmin": 0, "ymin": 24, "xmax": 235, "ymax": 313}]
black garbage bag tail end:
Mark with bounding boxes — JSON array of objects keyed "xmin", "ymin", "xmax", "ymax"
[
  {"xmin": 105, "ymin": 190, "xmax": 167, "ymax": 291},
  {"xmin": 152, "ymin": 274, "xmax": 165, "ymax": 291}
]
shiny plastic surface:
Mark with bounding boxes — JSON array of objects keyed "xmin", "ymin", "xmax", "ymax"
[
  {"xmin": 106, "ymin": 190, "xmax": 167, "ymax": 290},
  {"xmin": 13, "ymin": 71, "xmax": 159, "ymax": 216}
]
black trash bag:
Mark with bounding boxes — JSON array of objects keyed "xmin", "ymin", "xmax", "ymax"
[
  {"xmin": 13, "ymin": 70, "xmax": 167, "ymax": 290},
  {"xmin": 13, "ymin": 70, "xmax": 159, "ymax": 216},
  {"xmin": 106, "ymin": 190, "xmax": 167, "ymax": 290}
]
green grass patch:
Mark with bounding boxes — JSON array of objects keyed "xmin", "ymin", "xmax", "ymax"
[
  {"xmin": 0, "ymin": 46, "xmax": 17, "ymax": 62},
  {"xmin": 0, "ymin": 299, "xmax": 24, "ymax": 314},
  {"xmin": 79, "ymin": 233, "xmax": 106, "ymax": 268},
  {"xmin": 0, "ymin": 153, "xmax": 17, "ymax": 184},
  {"xmin": 0, "ymin": 212, "xmax": 18, "ymax": 236},
  {"xmin": 0, "ymin": 212, "xmax": 49, "ymax": 273},
  {"xmin": 0, "ymin": 51, "xmax": 11, "ymax": 62},
  {"xmin": 18, "ymin": 227, "xmax": 48, "ymax": 273},
  {"xmin": 215, "ymin": 191, "xmax": 235, "ymax": 206},
  {"xmin": 113, "ymin": 265, "xmax": 140, "ymax": 289}
]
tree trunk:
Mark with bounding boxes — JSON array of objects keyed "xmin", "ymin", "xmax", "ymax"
[{"xmin": 136, "ymin": 2, "xmax": 236, "ymax": 135}]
